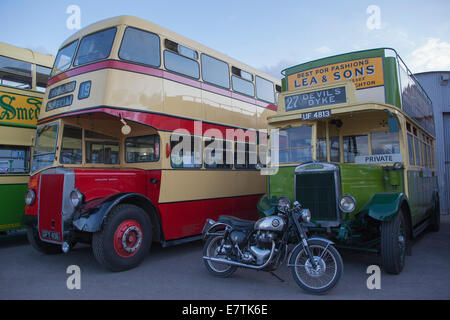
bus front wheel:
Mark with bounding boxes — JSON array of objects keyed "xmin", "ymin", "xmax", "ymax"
[
  {"xmin": 381, "ymin": 210, "xmax": 407, "ymax": 274},
  {"xmin": 27, "ymin": 227, "xmax": 62, "ymax": 255},
  {"xmin": 92, "ymin": 204, "xmax": 152, "ymax": 272}
]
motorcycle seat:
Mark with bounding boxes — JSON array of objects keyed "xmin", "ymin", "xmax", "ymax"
[{"xmin": 218, "ymin": 215, "xmax": 254, "ymax": 230}]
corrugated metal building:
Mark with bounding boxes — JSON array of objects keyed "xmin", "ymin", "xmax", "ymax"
[{"xmin": 415, "ymin": 71, "xmax": 450, "ymax": 215}]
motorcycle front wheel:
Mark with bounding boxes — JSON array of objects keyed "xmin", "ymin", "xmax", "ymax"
[
  {"xmin": 203, "ymin": 235, "xmax": 237, "ymax": 278},
  {"xmin": 289, "ymin": 239, "xmax": 343, "ymax": 294}
]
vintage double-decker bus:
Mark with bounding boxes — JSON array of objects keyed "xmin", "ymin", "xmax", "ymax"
[
  {"xmin": 23, "ymin": 16, "xmax": 280, "ymax": 271},
  {"xmin": 258, "ymin": 48, "xmax": 439, "ymax": 274},
  {"xmin": 0, "ymin": 42, "xmax": 53, "ymax": 233}
]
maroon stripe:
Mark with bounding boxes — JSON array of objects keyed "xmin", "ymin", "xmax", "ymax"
[
  {"xmin": 39, "ymin": 106, "xmax": 260, "ymax": 141},
  {"xmin": 47, "ymin": 60, "xmax": 278, "ymax": 111}
]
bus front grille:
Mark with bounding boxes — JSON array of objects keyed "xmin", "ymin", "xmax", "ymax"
[{"xmin": 295, "ymin": 171, "xmax": 338, "ymax": 221}]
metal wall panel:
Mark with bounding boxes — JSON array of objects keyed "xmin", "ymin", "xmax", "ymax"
[{"xmin": 415, "ymin": 72, "xmax": 450, "ymax": 214}]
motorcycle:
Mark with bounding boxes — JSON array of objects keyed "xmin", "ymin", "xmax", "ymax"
[{"xmin": 202, "ymin": 197, "xmax": 343, "ymax": 294}]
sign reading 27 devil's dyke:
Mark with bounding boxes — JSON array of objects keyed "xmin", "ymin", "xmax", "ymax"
[
  {"xmin": 0, "ymin": 91, "xmax": 41, "ymax": 127},
  {"xmin": 287, "ymin": 57, "xmax": 384, "ymax": 91}
]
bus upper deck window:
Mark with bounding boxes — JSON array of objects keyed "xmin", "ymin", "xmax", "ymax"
[
  {"xmin": 0, "ymin": 56, "xmax": 32, "ymax": 88},
  {"xmin": 119, "ymin": 27, "xmax": 160, "ymax": 67},
  {"xmin": 51, "ymin": 41, "xmax": 78, "ymax": 77},
  {"xmin": 255, "ymin": 76, "xmax": 275, "ymax": 104},
  {"xmin": 74, "ymin": 28, "xmax": 117, "ymax": 66},
  {"xmin": 36, "ymin": 65, "xmax": 52, "ymax": 92}
]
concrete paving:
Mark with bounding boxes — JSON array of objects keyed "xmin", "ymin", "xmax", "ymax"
[{"xmin": 0, "ymin": 216, "xmax": 449, "ymax": 300}]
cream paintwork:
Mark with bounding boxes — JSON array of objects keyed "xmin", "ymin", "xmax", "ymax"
[
  {"xmin": 40, "ymin": 16, "xmax": 279, "ymax": 131},
  {"xmin": 0, "ymin": 175, "xmax": 29, "ymax": 185},
  {"xmin": 0, "ymin": 126, "xmax": 35, "ymax": 146},
  {"xmin": 158, "ymin": 169, "xmax": 265, "ymax": 203}
]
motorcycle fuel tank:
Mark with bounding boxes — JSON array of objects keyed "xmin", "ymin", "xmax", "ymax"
[{"xmin": 254, "ymin": 216, "xmax": 285, "ymax": 232}]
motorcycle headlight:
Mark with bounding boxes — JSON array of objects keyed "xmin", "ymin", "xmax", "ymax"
[
  {"xmin": 25, "ymin": 189, "xmax": 36, "ymax": 206},
  {"xmin": 300, "ymin": 209, "xmax": 311, "ymax": 223},
  {"xmin": 339, "ymin": 194, "xmax": 356, "ymax": 213},
  {"xmin": 70, "ymin": 189, "xmax": 83, "ymax": 208},
  {"xmin": 277, "ymin": 196, "xmax": 291, "ymax": 214}
]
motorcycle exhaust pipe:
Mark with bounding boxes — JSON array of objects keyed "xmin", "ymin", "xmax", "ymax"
[{"xmin": 203, "ymin": 241, "xmax": 276, "ymax": 270}]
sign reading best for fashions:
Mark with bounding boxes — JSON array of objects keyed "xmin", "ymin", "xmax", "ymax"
[{"xmin": 287, "ymin": 57, "xmax": 384, "ymax": 90}]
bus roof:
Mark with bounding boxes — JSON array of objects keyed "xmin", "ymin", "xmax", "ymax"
[
  {"xmin": 59, "ymin": 15, "xmax": 280, "ymax": 83},
  {"xmin": 0, "ymin": 41, "xmax": 54, "ymax": 68}
]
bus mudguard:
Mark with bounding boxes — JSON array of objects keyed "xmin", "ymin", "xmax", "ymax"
[
  {"xmin": 364, "ymin": 192, "xmax": 408, "ymax": 222},
  {"xmin": 72, "ymin": 192, "xmax": 158, "ymax": 233}
]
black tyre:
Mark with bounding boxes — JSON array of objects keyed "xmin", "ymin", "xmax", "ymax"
[
  {"xmin": 92, "ymin": 204, "xmax": 152, "ymax": 272},
  {"xmin": 429, "ymin": 193, "xmax": 440, "ymax": 232},
  {"xmin": 27, "ymin": 227, "xmax": 62, "ymax": 255},
  {"xmin": 203, "ymin": 235, "xmax": 237, "ymax": 278},
  {"xmin": 381, "ymin": 210, "xmax": 407, "ymax": 274},
  {"xmin": 289, "ymin": 239, "xmax": 343, "ymax": 295}
]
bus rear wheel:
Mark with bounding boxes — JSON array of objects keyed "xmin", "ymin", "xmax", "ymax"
[
  {"xmin": 381, "ymin": 210, "xmax": 407, "ymax": 274},
  {"xmin": 92, "ymin": 204, "xmax": 152, "ymax": 272}
]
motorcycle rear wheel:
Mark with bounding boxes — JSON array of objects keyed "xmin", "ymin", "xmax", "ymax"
[
  {"xmin": 289, "ymin": 240, "xmax": 343, "ymax": 294},
  {"xmin": 203, "ymin": 235, "xmax": 237, "ymax": 278}
]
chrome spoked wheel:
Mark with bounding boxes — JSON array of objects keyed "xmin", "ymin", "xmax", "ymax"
[
  {"xmin": 203, "ymin": 235, "xmax": 237, "ymax": 277},
  {"xmin": 290, "ymin": 241, "xmax": 343, "ymax": 294}
]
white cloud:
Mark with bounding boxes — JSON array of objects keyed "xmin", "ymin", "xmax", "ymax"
[
  {"xmin": 315, "ymin": 46, "xmax": 332, "ymax": 55},
  {"xmin": 409, "ymin": 38, "xmax": 450, "ymax": 73},
  {"xmin": 257, "ymin": 59, "xmax": 297, "ymax": 79}
]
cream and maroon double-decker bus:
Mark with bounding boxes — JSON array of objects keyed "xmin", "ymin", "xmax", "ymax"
[{"xmin": 23, "ymin": 16, "xmax": 280, "ymax": 271}]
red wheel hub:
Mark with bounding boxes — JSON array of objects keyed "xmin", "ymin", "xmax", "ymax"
[{"xmin": 113, "ymin": 220, "xmax": 143, "ymax": 258}]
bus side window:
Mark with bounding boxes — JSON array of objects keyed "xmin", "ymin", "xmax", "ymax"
[
  {"xmin": 60, "ymin": 125, "xmax": 82, "ymax": 164},
  {"xmin": 343, "ymin": 135, "xmax": 368, "ymax": 163},
  {"xmin": 125, "ymin": 135, "xmax": 160, "ymax": 163},
  {"xmin": 36, "ymin": 65, "xmax": 52, "ymax": 92},
  {"xmin": 170, "ymin": 134, "xmax": 202, "ymax": 168},
  {"xmin": 255, "ymin": 76, "xmax": 275, "ymax": 104},
  {"xmin": 0, "ymin": 146, "xmax": 30, "ymax": 174},
  {"xmin": 204, "ymin": 138, "xmax": 232, "ymax": 169},
  {"xmin": 119, "ymin": 27, "xmax": 161, "ymax": 67},
  {"xmin": 234, "ymin": 141, "xmax": 257, "ymax": 169},
  {"xmin": 407, "ymin": 133, "xmax": 415, "ymax": 166},
  {"xmin": 201, "ymin": 54, "xmax": 230, "ymax": 89},
  {"xmin": 371, "ymin": 131, "xmax": 400, "ymax": 155},
  {"xmin": 0, "ymin": 56, "xmax": 32, "ymax": 89},
  {"xmin": 231, "ymin": 66, "xmax": 254, "ymax": 97},
  {"xmin": 86, "ymin": 141, "xmax": 119, "ymax": 164},
  {"xmin": 414, "ymin": 135, "xmax": 420, "ymax": 166}
]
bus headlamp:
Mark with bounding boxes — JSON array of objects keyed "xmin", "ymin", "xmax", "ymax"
[
  {"xmin": 25, "ymin": 189, "xmax": 36, "ymax": 206},
  {"xmin": 339, "ymin": 194, "xmax": 356, "ymax": 213},
  {"xmin": 70, "ymin": 189, "xmax": 84, "ymax": 208}
]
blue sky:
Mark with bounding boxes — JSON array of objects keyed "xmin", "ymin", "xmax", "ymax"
[{"xmin": 2, "ymin": 0, "xmax": 449, "ymax": 78}]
